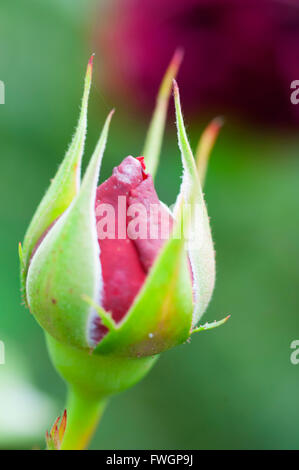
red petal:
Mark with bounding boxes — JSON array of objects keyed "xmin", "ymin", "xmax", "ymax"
[
  {"xmin": 95, "ymin": 157, "xmax": 146, "ymax": 325},
  {"xmin": 94, "ymin": 156, "xmax": 174, "ymax": 343},
  {"xmin": 128, "ymin": 175, "xmax": 173, "ymax": 272}
]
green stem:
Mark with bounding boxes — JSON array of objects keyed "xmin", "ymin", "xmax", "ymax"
[
  {"xmin": 60, "ymin": 387, "xmax": 107, "ymax": 450},
  {"xmin": 46, "ymin": 334, "xmax": 158, "ymax": 450}
]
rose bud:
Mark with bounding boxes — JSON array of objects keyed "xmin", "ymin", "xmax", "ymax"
[{"xmin": 20, "ymin": 54, "xmax": 228, "ymax": 449}]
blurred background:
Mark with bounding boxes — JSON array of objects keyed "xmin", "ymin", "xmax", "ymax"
[{"xmin": 0, "ymin": 0, "xmax": 299, "ymax": 449}]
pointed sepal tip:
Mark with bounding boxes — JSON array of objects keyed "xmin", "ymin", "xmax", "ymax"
[{"xmin": 191, "ymin": 315, "xmax": 231, "ymax": 334}]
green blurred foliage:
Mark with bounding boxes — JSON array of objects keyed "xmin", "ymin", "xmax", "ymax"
[{"xmin": 0, "ymin": 0, "xmax": 299, "ymax": 450}]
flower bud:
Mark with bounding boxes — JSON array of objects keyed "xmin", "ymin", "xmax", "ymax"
[{"xmin": 20, "ymin": 55, "xmax": 225, "ymax": 370}]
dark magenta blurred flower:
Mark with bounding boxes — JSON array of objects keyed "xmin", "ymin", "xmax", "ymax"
[{"xmin": 95, "ymin": 0, "xmax": 299, "ymax": 125}]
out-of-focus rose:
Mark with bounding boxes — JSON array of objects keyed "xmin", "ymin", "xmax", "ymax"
[{"xmin": 95, "ymin": 0, "xmax": 299, "ymax": 126}]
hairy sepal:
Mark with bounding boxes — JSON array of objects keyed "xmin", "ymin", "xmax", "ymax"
[
  {"xmin": 26, "ymin": 111, "xmax": 113, "ymax": 349},
  {"xmin": 173, "ymin": 80, "xmax": 216, "ymax": 327},
  {"xmin": 21, "ymin": 57, "xmax": 94, "ymax": 301},
  {"xmin": 93, "ymin": 208, "xmax": 193, "ymax": 357}
]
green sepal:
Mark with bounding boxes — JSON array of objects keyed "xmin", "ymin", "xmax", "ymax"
[
  {"xmin": 143, "ymin": 49, "xmax": 183, "ymax": 179},
  {"xmin": 191, "ymin": 315, "xmax": 230, "ymax": 334},
  {"xmin": 195, "ymin": 117, "xmax": 223, "ymax": 186},
  {"xmin": 93, "ymin": 222, "xmax": 193, "ymax": 357},
  {"xmin": 18, "ymin": 242, "xmax": 25, "ymax": 279},
  {"xmin": 26, "ymin": 111, "xmax": 113, "ymax": 349},
  {"xmin": 82, "ymin": 294, "xmax": 116, "ymax": 332},
  {"xmin": 21, "ymin": 58, "xmax": 94, "ymax": 301},
  {"xmin": 173, "ymin": 80, "xmax": 216, "ymax": 327}
]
